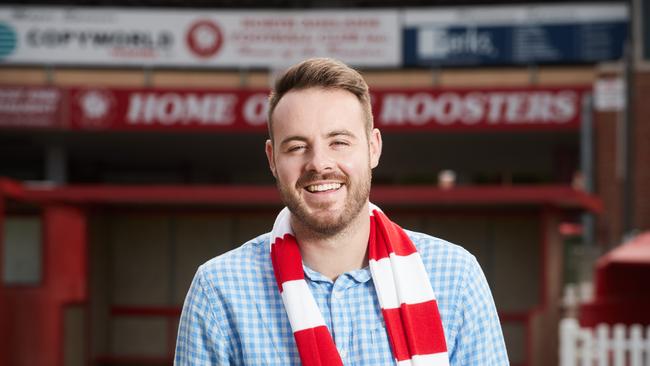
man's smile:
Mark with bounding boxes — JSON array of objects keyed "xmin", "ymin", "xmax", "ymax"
[{"xmin": 304, "ymin": 182, "xmax": 343, "ymax": 193}]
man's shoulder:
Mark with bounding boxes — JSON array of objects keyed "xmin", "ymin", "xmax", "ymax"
[
  {"xmin": 197, "ymin": 232, "xmax": 271, "ymax": 279},
  {"xmin": 404, "ymin": 229, "xmax": 477, "ymax": 269}
]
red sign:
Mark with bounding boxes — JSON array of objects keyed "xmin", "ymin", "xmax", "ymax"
[
  {"xmin": 68, "ymin": 88, "xmax": 269, "ymax": 132},
  {"xmin": 68, "ymin": 86, "xmax": 587, "ymax": 132},
  {"xmin": 0, "ymin": 86, "xmax": 589, "ymax": 132},
  {"xmin": 373, "ymin": 87, "xmax": 587, "ymax": 131},
  {"xmin": 0, "ymin": 86, "xmax": 65, "ymax": 129}
]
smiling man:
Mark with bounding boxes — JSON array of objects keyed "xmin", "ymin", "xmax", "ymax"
[{"xmin": 175, "ymin": 58, "xmax": 509, "ymax": 366}]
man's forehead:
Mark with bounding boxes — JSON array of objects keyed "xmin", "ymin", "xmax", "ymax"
[
  {"xmin": 269, "ymin": 87, "xmax": 367, "ymax": 148},
  {"xmin": 272, "ymin": 88, "xmax": 363, "ymax": 125},
  {"xmin": 274, "ymin": 87, "xmax": 360, "ymax": 112}
]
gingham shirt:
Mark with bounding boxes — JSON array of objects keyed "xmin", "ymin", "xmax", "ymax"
[{"xmin": 175, "ymin": 230, "xmax": 509, "ymax": 365}]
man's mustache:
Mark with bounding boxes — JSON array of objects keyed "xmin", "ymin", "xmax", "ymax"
[{"xmin": 296, "ymin": 171, "xmax": 348, "ymax": 188}]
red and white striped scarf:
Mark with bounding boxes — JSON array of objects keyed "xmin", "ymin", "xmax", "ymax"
[{"xmin": 270, "ymin": 203, "xmax": 449, "ymax": 366}]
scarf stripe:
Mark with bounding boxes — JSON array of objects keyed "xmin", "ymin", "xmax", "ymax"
[
  {"xmin": 270, "ymin": 209, "xmax": 343, "ymax": 364},
  {"xmin": 270, "ymin": 204, "xmax": 449, "ymax": 366},
  {"xmin": 381, "ymin": 302, "xmax": 448, "ymax": 357},
  {"xmin": 370, "ymin": 254, "xmax": 436, "ymax": 307},
  {"xmin": 368, "ymin": 206, "xmax": 448, "ymax": 365},
  {"xmin": 294, "ymin": 326, "xmax": 343, "ymax": 365},
  {"xmin": 281, "ymin": 280, "xmax": 326, "ymax": 331}
]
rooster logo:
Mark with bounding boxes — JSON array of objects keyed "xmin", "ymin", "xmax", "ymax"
[{"xmin": 186, "ymin": 19, "xmax": 223, "ymax": 58}]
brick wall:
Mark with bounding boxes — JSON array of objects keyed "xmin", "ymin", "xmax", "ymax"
[
  {"xmin": 634, "ymin": 71, "xmax": 650, "ymax": 232},
  {"xmin": 594, "ymin": 103, "xmax": 623, "ymax": 247},
  {"xmin": 595, "ymin": 70, "xmax": 650, "ymax": 248}
]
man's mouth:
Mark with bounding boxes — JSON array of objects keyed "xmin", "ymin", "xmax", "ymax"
[{"xmin": 304, "ymin": 183, "xmax": 343, "ymax": 193}]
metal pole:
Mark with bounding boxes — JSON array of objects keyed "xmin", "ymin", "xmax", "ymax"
[
  {"xmin": 45, "ymin": 144, "xmax": 67, "ymax": 185},
  {"xmin": 144, "ymin": 66, "xmax": 153, "ymax": 88},
  {"xmin": 622, "ymin": 7, "xmax": 636, "ymax": 240},
  {"xmin": 580, "ymin": 93, "xmax": 595, "ymax": 247}
]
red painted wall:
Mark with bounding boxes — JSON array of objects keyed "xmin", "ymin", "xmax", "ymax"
[{"xmin": 3, "ymin": 205, "xmax": 87, "ymax": 366}]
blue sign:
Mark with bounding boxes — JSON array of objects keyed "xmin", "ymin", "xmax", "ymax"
[
  {"xmin": 404, "ymin": 21, "xmax": 628, "ymax": 66},
  {"xmin": 0, "ymin": 22, "xmax": 17, "ymax": 59},
  {"xmin": 639, "ymin": 0, "xmax": 650, "ymax": 61}
]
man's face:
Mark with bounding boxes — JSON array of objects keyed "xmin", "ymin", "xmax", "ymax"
[{"xmin": 266, "ymin": 88, "xmax": 382, "ymax": 236}]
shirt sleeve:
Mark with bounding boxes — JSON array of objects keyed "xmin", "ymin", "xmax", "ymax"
[
  {"xmin": 175, "ymin": 266, "xmax": 231, "ymax": 366},
  {"xmin": 451, "ymin": 256, "xmax": 510, "ymax": 365}
]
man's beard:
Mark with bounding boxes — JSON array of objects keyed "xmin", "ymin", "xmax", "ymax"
[{"xmin": 276, "ymin": 168, "xmax": 371, "ymax": 237}]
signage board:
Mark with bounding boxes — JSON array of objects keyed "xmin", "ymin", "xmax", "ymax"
[
  {"xmin": 404, "ymin": 4, "xmax": 628, "ymax": 66},
  {"xmin": 0, "ymin": 7, "xmax": 400, "ymax": 68},
  {"xmin": 594, "ymin": 78, "xmax": 625, "ymax": 112},
  {"xmin": 0, "ymin": 85, "xmax": 588, "ymax": 132},
  {"xmin": 64, "ymin": 86, "xmax": 589, "ymax": 132},
  {"xmin": 0, "ymin": 86, "xmax": 64, "ymax": 129},
  {"xmin": 643, "ymin": 0, "xmax": 650, "ymax": 61}
]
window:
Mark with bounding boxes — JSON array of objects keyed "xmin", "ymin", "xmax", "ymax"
[{"xmin": 3, "ymin": 216, "xmax": 42, "ymax": 285}]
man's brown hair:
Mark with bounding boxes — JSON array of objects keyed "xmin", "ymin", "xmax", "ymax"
[{"xmin": 267, "ymin": 58, "xmax": 373, "ymax": 141}]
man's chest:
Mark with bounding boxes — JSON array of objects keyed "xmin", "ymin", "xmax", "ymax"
[{"xmin": 228, "ymin": 279, "xmax": 397, "ymax": 366}]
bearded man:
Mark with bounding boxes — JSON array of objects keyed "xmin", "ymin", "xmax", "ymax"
[{"xmin": 175, "ymin": 58, "xmax": 509, "ymax": 366}]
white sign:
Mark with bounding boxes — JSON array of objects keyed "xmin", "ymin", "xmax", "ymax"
[
  {"xmin": 0, "ymin": 7, "xmax": 400, "ymax": 67},
  {"xmin": 594, "ymin": 78, "xmax": 625, "ymax": 112}
]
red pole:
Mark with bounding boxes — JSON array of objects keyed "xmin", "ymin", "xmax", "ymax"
[
  {"xmin": 43, "ymin": 205, "xmax": 88, "ymax": 366},
  {"xmin": 0, "ymin": 195, "xmax": 7, "ymax": 366},
  {"xmin": 8, "ymin": 205, "xmax": 88, "ymax": 366}
]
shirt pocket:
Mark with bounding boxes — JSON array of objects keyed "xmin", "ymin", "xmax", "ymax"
[
  {"xmin": 242, "ymin": 341, "xmax": 299, "ymax": 366},
  {"xmin": 350, "ymin": 323, "xmax": 394, "ymax": 366}
]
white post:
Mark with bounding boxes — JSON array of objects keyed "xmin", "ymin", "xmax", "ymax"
[
  {"xmin": 613, "ymin": 324, "xmax": 626, "ymax": 366},
  {"xmin": 595, "ymin": 324, "xmax": 609, "ymax": 366},
  {"xmin": 561, "ymin": 318, "xmax": 579, "ymax": 366},
  {"xmin": 645, "ymin": 326, "xmax": 650, "ymax": 366},
  {"xmin": 560, "ymin": 318, "xmax": 650, "ymax": 366},
  {"xmin": 580, "ymin": 328, "xmax": 594, "ymax": 366},
  {"xmin": 630, "ymin": 324, "xmax": 643, "ymax": 366}
]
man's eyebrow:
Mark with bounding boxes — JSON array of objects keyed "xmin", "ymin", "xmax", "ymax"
[
  {"xmin": 278, "ymin": 130, "xmax": 358, "ymax": 147},
  {"xmin": 327, "ymin": 130, "xmax": 357, "ymax": 139},
  {"xmin": 279, "ymin": 135, "xmax": 308, "ymax": 146}
]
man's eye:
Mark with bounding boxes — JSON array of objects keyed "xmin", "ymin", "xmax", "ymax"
[
  {"xmin": 288, "ymin": 145, "xmax": 306, "ymax": 152},
  {"xmin": 332, "ymin": 140, "xmax": 350, "ymax": 147}
]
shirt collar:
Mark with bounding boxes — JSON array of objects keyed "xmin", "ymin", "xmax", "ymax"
[{"xmin": 302, "ymin": 263, "xmax": 372, "ymax": 284}]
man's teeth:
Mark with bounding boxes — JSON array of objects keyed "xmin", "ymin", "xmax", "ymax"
[{"xmin": 306, "ymin": 183, "xmax": 342, "ymax": 192}]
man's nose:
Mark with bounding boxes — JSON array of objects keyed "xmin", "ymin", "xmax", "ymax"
[{"xmin": 305, "ymin": 145, "xmax": 334, "ymax": 173}]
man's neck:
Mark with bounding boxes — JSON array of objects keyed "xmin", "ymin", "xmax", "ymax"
[{"xmin": 291, "ymin": 204, "xmax": 370, "ymax": 281}]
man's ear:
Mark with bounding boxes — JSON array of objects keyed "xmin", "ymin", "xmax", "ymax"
[
  {"xmin": 265, "ymin": 139, "xmax": 277, "ymax": 178},
  {"xmin": 369, "ymin": 128, "xmax": 382, "ymax": 169}
]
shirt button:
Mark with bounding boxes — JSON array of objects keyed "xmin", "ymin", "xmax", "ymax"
[{"xmin": 339, "ymin": 348, "xmax": 348, "ymax": 359}]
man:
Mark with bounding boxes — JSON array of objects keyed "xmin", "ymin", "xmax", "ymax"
[{"xmin": 175, "ymin": 58, "xmax": 509, "ymax": 365}]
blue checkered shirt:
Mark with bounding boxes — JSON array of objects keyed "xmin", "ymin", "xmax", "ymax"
[{"xmin": 175, "ymin": 230, "xmax": 509, "ymax": 365}]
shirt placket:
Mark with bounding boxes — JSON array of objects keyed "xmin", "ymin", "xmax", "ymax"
[{"xmin": 330, "ymin": 276, "xmax": 353, "ymax": 365}]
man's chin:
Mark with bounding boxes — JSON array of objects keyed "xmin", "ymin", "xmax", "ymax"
[
  {"xmin": 303, "ymin": 217, "xmax": 347, "ymax": 237},
  {"xmin": 290, "ymin": 207, "xmax": 346, "ymax": 235}
]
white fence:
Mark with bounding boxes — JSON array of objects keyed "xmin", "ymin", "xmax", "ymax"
[{"xmin": 560, "ymin": 318, "xmax": 650, "ymax": 366}]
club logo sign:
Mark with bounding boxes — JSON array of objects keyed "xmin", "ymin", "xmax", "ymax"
[
  {"xmin": 0, "ymin": 23, "xmax": 17, "ymax": 59},
  {"xmin": 186, "ymin": 19, "xmax": 223, "ymax": 58},
  {"xmin": 61, "ymin": 86, "xmax": 583, "ymax": 132},
  {"xmin": 74, "ymin": 89, "xmax": 116, "ymax": 129}
]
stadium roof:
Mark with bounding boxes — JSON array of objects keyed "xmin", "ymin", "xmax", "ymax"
[{"xmin": 11, "ymin": 0, "xmax": 625, "ymax": 8}]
